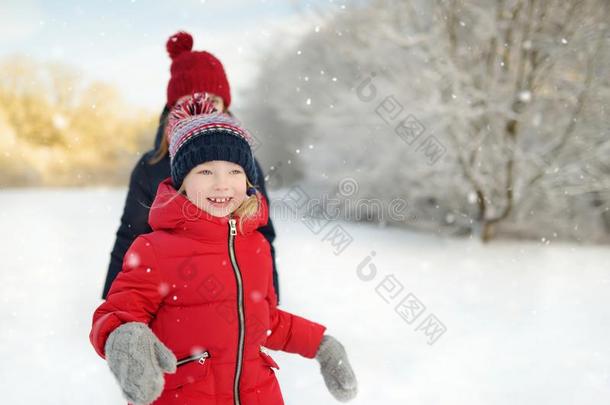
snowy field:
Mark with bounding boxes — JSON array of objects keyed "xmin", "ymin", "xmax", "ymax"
[{"xmin": 1, "ymin": 187, "xmax": 609, "ymax": 404}]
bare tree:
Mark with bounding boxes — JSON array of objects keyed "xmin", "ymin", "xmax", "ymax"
[{"xmin": 243, "ymin": 0, "xmax": 610, "ymax": 242}]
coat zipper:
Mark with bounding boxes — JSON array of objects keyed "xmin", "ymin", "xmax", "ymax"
[
  {"xmin": 228, "ymin": 218, "xmax": 245, "ymax": 405},
  {"xmin": 176, "ymin": 351, "xmax": 210, "ymax": 367}
]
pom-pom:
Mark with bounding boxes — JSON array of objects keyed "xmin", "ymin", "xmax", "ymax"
[
  {"xmin": 166, "ymin": 92, "xmax": 219, "ymax": 135},
  {"xmin": 166, "ymin": 31, "xmax": 193, "ymax": 59}
]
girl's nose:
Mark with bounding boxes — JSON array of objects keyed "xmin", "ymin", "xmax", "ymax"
[{"xmin": 212, "ymin": 175, "xmax": 230, "ymax": 191}]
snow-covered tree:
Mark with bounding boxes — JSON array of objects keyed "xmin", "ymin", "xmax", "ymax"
[
  {"xmin": 0, "ymin": 55, "xmax": 155, "ymax": 186},
  {"xmin": 243, "ymin": 0, "xmax": 610, "ymax": 243}
]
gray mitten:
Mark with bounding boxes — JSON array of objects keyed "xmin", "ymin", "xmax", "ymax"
[
  {"xmin": 315, "ymin": 335, "xmax": 358, "ymax": 402},
  {"xmin": 104, "ymin": 322, "xmax": 177, "ymax": 405}
]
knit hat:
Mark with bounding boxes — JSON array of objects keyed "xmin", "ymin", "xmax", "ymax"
[
  {"xmin": 166, "ymin": 31, "xmax": 231, "ymax": 108},
  {"xmin": 167, "ymin": 93, "xmax": 256, "ymax": 190}
]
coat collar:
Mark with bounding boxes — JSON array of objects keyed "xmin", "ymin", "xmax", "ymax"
[{"xmin": 148, "ymin": 177, "xmax": 268, "ymax": 241}]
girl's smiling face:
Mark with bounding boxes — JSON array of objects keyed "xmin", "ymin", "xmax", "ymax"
[{"xmin": 182, "ymin": 160, "xmax": 247, "ymax": 217}]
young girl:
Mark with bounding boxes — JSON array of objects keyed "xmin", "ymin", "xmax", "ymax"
[{"xmin": 90, "ymin": 93, "xmax": 358, "ymax": 405}]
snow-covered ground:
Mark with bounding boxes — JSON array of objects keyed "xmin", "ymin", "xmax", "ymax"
[{"xmin": 1, "ymin": 187, "xmax": 609, "ymax": 404}]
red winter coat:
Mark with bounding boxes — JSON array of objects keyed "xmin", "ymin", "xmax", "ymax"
[{"xmin": 90, "ymin": 178, "xmax": 326, "ymax": 405}]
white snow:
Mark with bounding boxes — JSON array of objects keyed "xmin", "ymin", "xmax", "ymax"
[{"xmin": 1, "ymin": 187, "xmax": 609, "ymax": 404}]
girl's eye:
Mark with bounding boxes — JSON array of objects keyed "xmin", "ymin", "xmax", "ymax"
[
  {"xmin": 198, "ymin": 170, "xmax": 212, "ymax": 175},
  {"xmin": 230, "ymin": 170, "xmax": 243, "ymax": 175}
]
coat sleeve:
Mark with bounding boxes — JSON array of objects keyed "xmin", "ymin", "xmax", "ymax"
[
  {"xmin": 253, "ymin": 158, "xmax": 280, "ymax": 304},
  {"xmin": 101, "ymin": 155, "xmax": 155, "ymax": 299},
  {"xmin": 90, "ymin": 236, "xmax": 164, "ymax": 359},
  {"xmin": 263, "ymin": 268, "xmax": 326, "ymax": 359}
]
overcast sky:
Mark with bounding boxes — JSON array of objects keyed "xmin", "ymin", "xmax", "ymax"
[{"xmin": 0, "ymin": 0, "xmax": 337, "ymax": 111}]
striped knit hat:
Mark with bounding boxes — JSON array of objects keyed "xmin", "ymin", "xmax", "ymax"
[{"xmin": 166, "ymin": 92, "xmax": 257, "ymax": 189}]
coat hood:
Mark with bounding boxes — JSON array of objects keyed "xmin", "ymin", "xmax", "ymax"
[{"xmin": 148, "ymin": 177, "xmax": 268, "ymax": 240}]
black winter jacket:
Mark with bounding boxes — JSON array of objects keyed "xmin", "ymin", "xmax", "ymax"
[{"xmin": 101, "ymin": 108, "xmax": 279, "ymax": 301}]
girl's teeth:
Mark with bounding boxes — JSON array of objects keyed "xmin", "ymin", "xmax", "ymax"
[{"xmin": 209, "ymin": 197, "xmax": 231, "ymax": 203}]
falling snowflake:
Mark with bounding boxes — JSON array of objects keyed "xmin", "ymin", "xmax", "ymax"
[
  {"xmin": 250, "ymin": 290, "xmax": 263, "ymax": 302},
  {"xmin": 126, "ymin": 252, "xmax": 140, "ymax": 268},
  {"xmin": 52, "ymin": 114, "xmax": 68, "ymax": 130},
  {"xmin": 518, "ymin": 90, "xmax": 532, "ymax": 103},
  {"xmin": 158, "ymin": 282, "xmax": 170, "ymax": 296}
]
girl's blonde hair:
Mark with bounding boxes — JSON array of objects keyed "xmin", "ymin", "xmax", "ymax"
[
  {"xmin": 173, "ymin": 178, "xmax": 260, "ymax": 233},
  {"xmin": 149, "ymin": 137, "xmax": 169, "ymax": 165}
]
